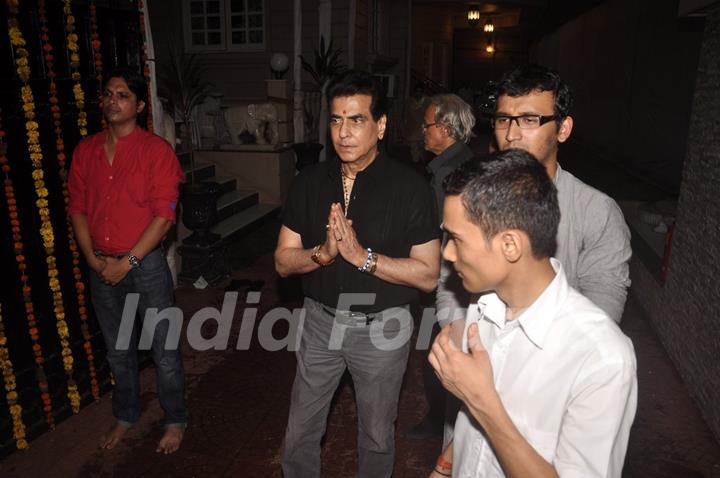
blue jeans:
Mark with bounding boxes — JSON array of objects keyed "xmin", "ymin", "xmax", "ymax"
[
  {"xmin": 90, "ymin": 248, "xmax": 187, "ymax": 426},
  {"xmin": 282, "ymin": 298, "xmax": 412, "ymax": 478}
]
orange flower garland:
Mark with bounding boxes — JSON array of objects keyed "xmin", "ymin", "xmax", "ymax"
[
  {"xmin": 138, "ymin": 0, "xmax": 154, "ymax": 132},
  {"xmin": 0, "ymin": 303, "xmax": 29, "ymax": 450},
  {"xmin": 63, "ymin": 0, "xmax": 88, "ymax": 137},
  {"xmin": 7, "ymin": 0, "xmax": 81, "ymax": 414},
  {"xmin": 4, "ymin": 4, "xmax": 56, "ymax": 431},
  {"xmin": 90, "ymin": 0, "xmax": 103, "ymax": 84},
  {"xmin": 39, "ymin": 0, "xmax": 100, "ymax": 401}
]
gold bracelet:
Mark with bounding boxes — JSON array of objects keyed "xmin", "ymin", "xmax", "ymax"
[{"xmin": 311, "ymin": 245, "xmax": 334, "ymax": 266}]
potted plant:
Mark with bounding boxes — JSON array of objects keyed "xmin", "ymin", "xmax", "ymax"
[
  {"xmin": 294, "ymin": 36, "xmax": 346, "ymax": 169},
  {"xmin": 157, "ymin": 39, "xmax": 221, "ymax": 246}
]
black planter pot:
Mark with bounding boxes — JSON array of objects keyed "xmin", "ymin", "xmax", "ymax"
[
  {"xmin": 292, "ymin": 142, "xmax": 324, "ymax": 171},
  {"xmin": 180, "ymin": 181, "xmax": 222, "ymax": 246}
]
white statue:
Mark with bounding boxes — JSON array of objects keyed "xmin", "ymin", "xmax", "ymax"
[{"xmin": 225, "ymin": 102, "xmax": 279, "ymax": 145}]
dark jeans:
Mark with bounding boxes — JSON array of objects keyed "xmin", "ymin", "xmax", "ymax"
[
  {"xmin": 90, "ymin": 248, "xmax": 187, "ymax": 426},
  {"xmin": 282, "ymin": 298, "xmax": 412, "ymax": 478}
]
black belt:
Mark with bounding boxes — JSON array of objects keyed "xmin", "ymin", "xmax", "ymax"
[{"xmin": 321, "ymin": 304, "xmax": 379, "ymax": 326}]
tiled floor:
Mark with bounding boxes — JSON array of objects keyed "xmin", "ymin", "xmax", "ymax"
[
  {"xmin": 2, "ymin": 139, "xmax": 719, "ymax": 477},
  {"xmin": 1, "ymin": 250, "xmax": 719, "ymax": 477}
]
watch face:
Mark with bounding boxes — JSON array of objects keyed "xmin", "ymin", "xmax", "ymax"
[{"xmin": 128, "ymin": 255, "xmax": 140, "ymax": 268}]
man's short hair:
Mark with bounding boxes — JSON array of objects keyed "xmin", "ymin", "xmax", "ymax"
[
  {"xmin": 430, "ymin": 94, "xmax": 476, "ymax": 143},
  {"xmin": 104, "ymin": 67, "xmax": 149, "ymax": 126},
  {"xmin": 495, "ymin": 64, "xmax": 573, "ymax": 119},
  {"xmin": 326, "ymin": 70, "xmax": 388, "ymax": 121},
  {"xmin": 443, "ymin": 149, "xmax": 559, "ymax": 259}
]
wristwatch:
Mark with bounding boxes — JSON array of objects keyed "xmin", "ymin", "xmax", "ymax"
[{"xmin": 127, "ymin": 254, "xmax": 141, "ymax": 269}]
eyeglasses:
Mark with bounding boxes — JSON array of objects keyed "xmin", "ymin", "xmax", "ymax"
[
  {"xmin": 492, "ymin": 114, "xmax": 559, "ymax": 130},
  {"xmin": 422, "ymin": 122, "xmax": 438, "ymax": 130}
]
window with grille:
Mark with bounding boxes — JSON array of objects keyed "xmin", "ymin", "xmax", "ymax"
[{"xmin": 184, "ymin": 0, "xmax": 265, "ymax": 51}]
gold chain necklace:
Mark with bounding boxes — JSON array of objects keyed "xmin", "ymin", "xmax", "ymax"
[{"xmin": 340, "ymin": 166, "xmax": 355, "ymax": 216}]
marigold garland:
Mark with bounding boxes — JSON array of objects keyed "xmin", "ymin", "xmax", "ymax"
[
  {"xmin": 0, "ymin": 303, "xmax": 29, "ymax": 450},
  {"xmin": 7, "ymin": 0, "xmax": 81, "ymax": 415},
  {"xmin": 137, "ymin": 0, "xmax": 154, "ymax": 132},
  {"xmin": 39, "ymin": 0, "xmax": 100, "ymax": 401},
  {"xmin": 89, "ymin": 1, "xmax": 103, "ymax": 84},
  {"xmin": 3, "ymin": 6, "xmax": 56, "ymax": 431},
  {"xmin": 63, "ymin": 0, "xmax": 88, "ymax": 137}
]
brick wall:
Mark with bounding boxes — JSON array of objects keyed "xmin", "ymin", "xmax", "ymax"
[{"xmin": 631, "ymin": 6, "xmax": 720, "ymax": 440}]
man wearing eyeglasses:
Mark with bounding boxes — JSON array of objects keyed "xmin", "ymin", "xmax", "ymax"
[
  {"xmin": 408, "ymin": 94, "xmax": 476, "ymax": 440},
  {"xmin": 489, "ymin": 63, "xmax": 631, "ymax": 323},
  {"xmin": 431, "ymin": 64, "xmax": 632, "ymax": 475}
]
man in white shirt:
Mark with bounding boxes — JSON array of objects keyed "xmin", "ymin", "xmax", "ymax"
[
  {"xmin": 436, "ymin": 64, "xmax": 633, "ymax": 450},
  {"xmin": 428, "ymin": 150, "xmax": 637, "ymax": 478}
]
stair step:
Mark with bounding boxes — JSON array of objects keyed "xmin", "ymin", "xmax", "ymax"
[
  {"xmin": 183, "ymin": 162, "xmax": 215, "ymax": 181},
  {"xmin": 203, "ymin": 175, "xmax": 237, "ymax": 194},
  {"xmin": 212, "ymin": 203, "xmax": 280, "ymax": 242},
  {"xmin": 216, "ymin": 189, "xmax": 259, "ymax": 221}
]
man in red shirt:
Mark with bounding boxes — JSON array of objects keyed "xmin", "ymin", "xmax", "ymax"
[{"xmin": 68, "ymin": 68, "xmax": 186, "ymax": 454}]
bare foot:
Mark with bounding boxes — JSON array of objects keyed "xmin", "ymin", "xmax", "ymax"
[
  {"xmin": 156, "ymin": 426, "xmax": 185, "ymax": 454},
  {"xmin": 99, "ymin": 422, "xmax": 130, "ymax": 449}
]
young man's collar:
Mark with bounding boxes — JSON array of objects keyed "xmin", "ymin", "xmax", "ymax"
[{"xmin": 477, "ymin": 258, "xmax": 565, "ymax": 349}]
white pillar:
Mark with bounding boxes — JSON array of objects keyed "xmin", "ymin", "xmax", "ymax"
[
  {"xmin": 405, "ymin": 0, "xmax": 412, "ymax": 99},
  {"xmin": 293, "ymin": 0, "xmax": 304, "ymax": 143},
  {"xmin": 319, "ymin": 0, "xmax": 332, "ymax": 46},
  {"xmin": 348, "ymin": 0, "xmax": 356, "ymax": 68},
  {"xmin": 318, "ymin": 0, "xmax": 332, "ymax": 161}
]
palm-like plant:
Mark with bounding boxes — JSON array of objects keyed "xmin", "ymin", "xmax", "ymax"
[
  {"xmin": 157, "ymin": 38, "xmax": 214, "ymax": 182},
  {"xmin": 299, "ymin": 36, "xmax": 346, "ymax": 91},
  {"xmin": 298, "ymin": 36, "xmax": 346, "ymax": 145}
]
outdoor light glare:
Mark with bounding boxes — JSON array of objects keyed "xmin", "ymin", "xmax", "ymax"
[
  {"xmin": 484, "ymin": 19, "xmax": 495, "ymax": 33},
  {"xmin": 468, "ymin": 7, "xmax": 481, "ymax": 27}
]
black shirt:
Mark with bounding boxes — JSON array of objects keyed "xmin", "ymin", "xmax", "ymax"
[
  {"xmin": 427, "ymin": 141, "xmax": 475, "ymax": 220},
  {"xmin": 283, "ymin": 152, "xmax": 440, "ymax": 313}
]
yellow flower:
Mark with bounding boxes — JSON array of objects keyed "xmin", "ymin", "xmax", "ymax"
[
  {"xmin": 21, "ymin": 86, "xmax": 33, "ymax": 102},
  {"xmin": 9, "ymin": 27, "xmax": 26, "ymax": 47},
  {"xmin": 32, "ymin": 170, "xmax": 43, "ymax": 180}
]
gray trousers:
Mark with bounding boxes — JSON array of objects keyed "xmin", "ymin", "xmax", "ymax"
[{"xmin": 282, "ymin": 297, "xmax": 413, "ymax": 478}]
